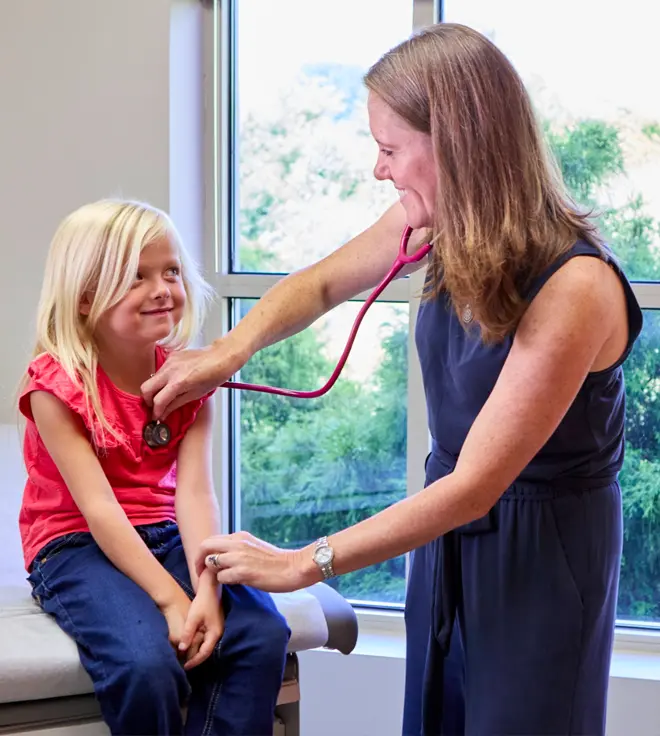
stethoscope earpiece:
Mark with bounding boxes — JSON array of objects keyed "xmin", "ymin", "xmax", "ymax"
[{"xmin": 143, "ymin": 420, "xmax": 171, "ymax": 448}]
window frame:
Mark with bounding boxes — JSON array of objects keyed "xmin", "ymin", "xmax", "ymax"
[{"xmin": 204, "ymin": 0, "xmax": 660, "ymax": 632}]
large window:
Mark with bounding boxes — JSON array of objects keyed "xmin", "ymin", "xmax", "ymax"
[{"xmin": 216, "ymin": 0, "xmax": 659, "ymax": 623}]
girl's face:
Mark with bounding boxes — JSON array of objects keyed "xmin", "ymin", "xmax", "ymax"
[
  {"xmin": 368, "ymin": 92, "xmax": 437, "ymax": 230},
  {"xmin": 91, "ymin": 235, "xmax": 186, "ymax": 350}
]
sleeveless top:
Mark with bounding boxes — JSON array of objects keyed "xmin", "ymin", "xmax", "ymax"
[
  {"xmin": 18, "ymin": 346, "xmax": 212, "ymax": 569},
  {"xmin": 415, "ymin": 240, "xmax": 643, "ymax": 487}
]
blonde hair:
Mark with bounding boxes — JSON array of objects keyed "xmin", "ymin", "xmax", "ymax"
[
  {"xmin": 25, "ymin": 199, "xmax": 213, "ymax": 442},
  {"xmin": 364, "ymin": 23, "xmax": 603, "ymax": 341}
]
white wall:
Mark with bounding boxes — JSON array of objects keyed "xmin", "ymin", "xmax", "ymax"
[
  {"xmin": 0, "ymin": 0, "xmax": 204, "ymax": 422},
  {"xmin": 0, "ymin": 3, "xmax": 658, "ymax": 735}
]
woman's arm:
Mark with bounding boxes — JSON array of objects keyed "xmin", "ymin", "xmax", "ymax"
[
  {"xmin": 197, "ymin": 255, "xmax": 628, "ymax": 591},
  {"xmin": 30, "ymin": 391, "xmax": 183, "ymax": 608},
  {"xmin": 142, "ymin": 202, "xmax": 425, "ymax": 419},
  {"xmin": 174, "ymin": 400, "xmax": 220, "ymax": 592}
]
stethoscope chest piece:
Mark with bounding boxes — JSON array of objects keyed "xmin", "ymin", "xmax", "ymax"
[{"xmin": 143, "ymin": 420, "xmax": 171, "ymax": 448}]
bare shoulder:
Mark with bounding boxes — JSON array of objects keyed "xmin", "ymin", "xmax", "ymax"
[
  {"xmin": 30, "ymin": 390, "xmax": 80, "ymax": 426},
  {"xmin": 534, "ymin": 254, "xmax": 624, "ymax": 316},
  {"xmin": 29, "ymin": 391, "xmax": 91, "ymax": 452},
  {"xmin": 521, "ymin": 254, "xmax": 628, "ymax": 371}
]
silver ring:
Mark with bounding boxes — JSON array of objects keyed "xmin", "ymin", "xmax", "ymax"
[{"xmin": 207, "ymin": 553, "xmax": 221, "ymax": 569}]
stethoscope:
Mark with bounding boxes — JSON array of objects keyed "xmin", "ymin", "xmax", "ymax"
[{"xmin": 143, "ymin": 226, "xmax": 432, "ymax": 447}]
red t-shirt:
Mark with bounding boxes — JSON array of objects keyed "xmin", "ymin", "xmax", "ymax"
[{"xmin": 18, "ymin": 346, "xmax": 211, "ymax": 570}]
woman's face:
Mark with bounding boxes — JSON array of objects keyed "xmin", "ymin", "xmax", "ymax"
[{"xmin": 368, "ymin": 92, "xmax": 437, "ymax": 229}]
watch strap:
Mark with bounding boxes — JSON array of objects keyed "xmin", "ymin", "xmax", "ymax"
[{"xmin": 314, "ymin": 536, "xmax": 335, "ymax": 579}]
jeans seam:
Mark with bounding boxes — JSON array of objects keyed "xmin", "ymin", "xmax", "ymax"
[
  {"xmin": 201, "ymin": 680, "xmax": 222, "ymax": 736},
  {"xmin": 169, "ymin": 571, "xmax": 195, "ymax": 599}
]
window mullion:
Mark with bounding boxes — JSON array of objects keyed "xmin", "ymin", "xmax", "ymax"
[
  {"xmin": 210, "ymin": 273, "xmax": 412, "ymax": 303},
  {"xmin": 631, "ymin": 282, "xmax": 660, "ymax": 309}
]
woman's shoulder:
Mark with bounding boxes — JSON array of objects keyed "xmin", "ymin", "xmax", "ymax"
[
  {"xmin": 527, "ymin": 238, "xmax": 617, "ymax": 300},
  {"xmin": 529, "ymin": 241, "xmax": 630, "ymax": 321},
  {"xmin": 524, "ymin": 242, "xmax": 642, "ymax": 369}
]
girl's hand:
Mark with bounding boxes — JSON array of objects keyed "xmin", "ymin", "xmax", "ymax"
[
  {"xmin": 158, "ymin": 586, "xmax": 193, "ymax": 652},
  {"xmin": 178, "ymin": 574, "xmax": 225, "ymax": 670}
]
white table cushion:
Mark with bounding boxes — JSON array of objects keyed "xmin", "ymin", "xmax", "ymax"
[{"xmin": 0, "ymin": 579, "xmax": 330, "ymax": 703}]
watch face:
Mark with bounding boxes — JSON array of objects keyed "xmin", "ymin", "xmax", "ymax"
[{"xmin": 314, "ymin": 547, "xmax": 333, "ymax": 566}]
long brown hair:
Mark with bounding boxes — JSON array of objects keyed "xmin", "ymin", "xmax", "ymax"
[{"xmin": 364, "ymin": 23, "xmax": 602, "ymax": 342}]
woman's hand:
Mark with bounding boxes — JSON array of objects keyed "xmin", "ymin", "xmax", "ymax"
[
  {"xmin": 195, "ymin": 532, "xmax": 319, "ymax": 593},
  {"xmin": 141, "ymin": 339, "xmax": 247, "ymax": 420},
  {"xmin": 178, "ymin": 571, "xmax": 225, "ymax": 670}
]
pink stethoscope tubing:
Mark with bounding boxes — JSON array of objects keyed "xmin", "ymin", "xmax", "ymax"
[{"xmin": 222, "ymin": 225, "xmax": 432, "ymax": 399}]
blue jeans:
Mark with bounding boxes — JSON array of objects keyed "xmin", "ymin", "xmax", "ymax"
[{"xmin": 28, "ymin": 521, "xmax": 290, "ymax": 736}]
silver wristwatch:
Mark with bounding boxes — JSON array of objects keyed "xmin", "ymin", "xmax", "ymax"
[{"xmin": 312, "ymin": 536, "xmax": 335, "ymax": 580}]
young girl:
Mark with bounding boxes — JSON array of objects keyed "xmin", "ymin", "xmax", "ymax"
[{"xmin": 19, "ymin": 199, "xmax": 289, "ymax": 736}]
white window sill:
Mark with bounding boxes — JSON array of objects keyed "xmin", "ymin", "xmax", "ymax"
[{"xmin": 344, "ymin": 608, "xmax": 660, "ymax": 683}]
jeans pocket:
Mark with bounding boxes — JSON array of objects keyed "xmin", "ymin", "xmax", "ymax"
[{"xmin": 32, "ymin": 532, "xmax": 85, "ymax": 577}]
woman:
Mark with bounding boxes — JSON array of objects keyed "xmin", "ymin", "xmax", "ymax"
[{"xmin": 142, "ymin": 23, "xmax": 642, "ymax": 736}]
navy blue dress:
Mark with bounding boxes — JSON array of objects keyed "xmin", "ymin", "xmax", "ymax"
[{"xmin": 403, "ymin": 240, "xmax": 643, "ymax": 736}]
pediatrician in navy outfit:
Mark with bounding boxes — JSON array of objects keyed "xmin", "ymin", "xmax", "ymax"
[{"xmin": 143, "ymin": 23, "xmax": 643, "ymax": 736}]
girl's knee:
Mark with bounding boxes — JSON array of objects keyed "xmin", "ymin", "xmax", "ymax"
[
  {"xmin": 255, "ymin": 606, "xmax": 291, "ymax": 660},
  {"xmin": 111, "ymin": 645, "xmax": 188, "ymax": 697},
  {"xmin": 97, "ymin": 647, "xmax": 188, "ymax": 734},
  {"xmin": 225, "ymin": 587, "xmax": 290, "ymax": 667}
]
